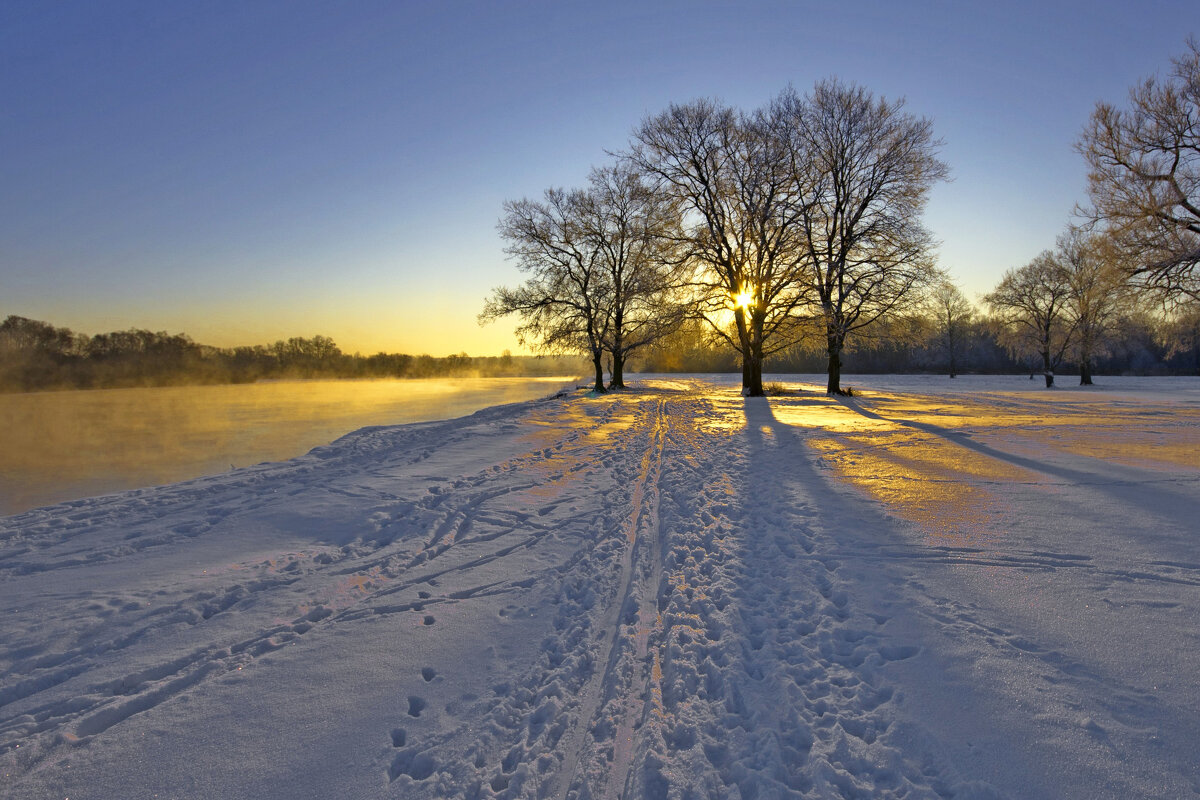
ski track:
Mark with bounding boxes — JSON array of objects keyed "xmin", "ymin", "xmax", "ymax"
[{"xmin": 2, "ymin": 377, "xmax": 1198, "ymax": 799}]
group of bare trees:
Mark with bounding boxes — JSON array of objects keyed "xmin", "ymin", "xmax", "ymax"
[
  {"xmin": 984, "ymin": 230, "xmax": 1131, "ymax": 386},
  {"xmin": 982, "ymin": 38, "xmax": 1200, "ymax": 387},
  {"xmin": 1078, "ymin": 38, "xmax": 1200, "ymax": 303},
  {"xmin": 480, "ymin": 166, "xmax": 685, "ymax": 393},
  {"xmin": 483, "ymin": 79, "xmax": 948, "ymax": 396},
  {"xmin": 487, "ymin": 40, "xmax": 1199, "ymax": 394}
]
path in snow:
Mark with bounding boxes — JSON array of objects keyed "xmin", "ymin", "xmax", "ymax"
[{"xmin": 1, "ymin": 377, "xmax": 1198, "ymax": 799}]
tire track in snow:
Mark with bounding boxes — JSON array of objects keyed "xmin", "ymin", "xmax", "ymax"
[
  {"xmin": 552, "ymin": 397, "xmax": 667, "ymax": 800},
  {"xmin": 600, "ymin": 397, "xmax": 668, "ymax": 800},
  {"xmin": 385, "ymin": 393, "xmax": 661, "ymax": 796}
]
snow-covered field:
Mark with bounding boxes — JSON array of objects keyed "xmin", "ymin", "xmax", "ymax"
[{"xmin": 2, "ymin": 374, "xmax": 1198, "ymax": 799}]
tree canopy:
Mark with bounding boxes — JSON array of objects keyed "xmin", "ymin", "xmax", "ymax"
[
  {"xmin": 1079, "ymin": 38, "xmax": 1200, "ymax": 302},
  {"xmin": 486, "ymin": 80, "xmax": 948, "ymax": 396}
]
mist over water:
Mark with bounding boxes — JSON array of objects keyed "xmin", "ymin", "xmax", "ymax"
[{"xmin": 0, "ymin": 377, "xmax": 574, "ymax": 516}]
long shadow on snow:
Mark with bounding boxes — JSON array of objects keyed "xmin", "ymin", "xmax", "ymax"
[
  {"xmin": 736, "ymin": 395, "xmax": 1200, "ymax": 796},
  {"xmin": 833, "ymin": 395, "xmax": 1200, "ymax": 546},
  {"xmin": 814, "ymin": 395, "xmax": 1200, "ymax": 795},
  {"xmin": 705, "ymin": 397, "xmax": 943, "ymax": 796}
]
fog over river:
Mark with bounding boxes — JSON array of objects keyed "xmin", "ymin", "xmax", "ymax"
[{"xmin": 0, "ymin": 377, "xmax": 575, "ymax": 516}]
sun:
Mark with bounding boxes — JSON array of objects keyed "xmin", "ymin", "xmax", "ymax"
[{"xmin": 732, "ymin": 289, "xmax": 755, "ymax": 310}]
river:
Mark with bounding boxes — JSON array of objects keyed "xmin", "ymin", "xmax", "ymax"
[{"xmin": 0, "ymin": 376, "xmax": 576, "ymax": 516}]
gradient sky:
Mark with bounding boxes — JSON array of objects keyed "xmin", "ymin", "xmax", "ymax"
[{"xmin": 2, "ymin": 1, "xmax": 1196, "ymax": 356}]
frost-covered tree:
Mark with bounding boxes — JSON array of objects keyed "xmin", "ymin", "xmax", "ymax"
[
  {"xmin": 1078, "ymin": 38, "xmax": 1200, "ymax": 302},
  {"xmin": 985, "ymin": 252, "xmax": 1076, "ymax": 387},
  {"xmin": 774, "ymin": 80, "xmax": 949, "ymax": 395}
]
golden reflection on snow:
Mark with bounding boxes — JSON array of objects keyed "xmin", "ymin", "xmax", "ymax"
[
  {"xmin": 693, "ymin": 393, "xmax": 748, "ymax": 434},
  {"xmin": 764, "ymin": 385, "xmax": 1200, "ymax": 547},
  {"xmin": 1054, "ymin": 436, "xmax": 1199, "ymax": 470},
  {"xmin": 807, "ymin": 434, "xmax": 1011, "ymax": 546},
  {"xmin": 768, "ymin": 390, "xmax": 1035, "ymax": 546},
  {"xmin": 995, "ymin": 400, "xmax": 1200, "ymax": 471},
  {"xmin": 509, "ymin": 391, "xmax": 650, "ymax": 503}
]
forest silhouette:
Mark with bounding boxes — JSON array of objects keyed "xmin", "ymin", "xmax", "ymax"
[
  {"xmin": 0, "ymin": 315, "xmax": 586, "ymax": 392},
  {"xmin": 2, "ymin": 312, "xmax": 1196, "ymax": 394}
]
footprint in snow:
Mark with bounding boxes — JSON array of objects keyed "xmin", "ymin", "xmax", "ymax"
[
  {"xmin": 389, "ymin": 748, "xmax": 436, "ymax": 782},
  {"xmin": 878, "ymin": 644, "xmax": 921, "ymax": 661}
]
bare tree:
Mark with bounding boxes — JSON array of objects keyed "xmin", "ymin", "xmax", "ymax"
[
  {"xmin": 1058, "ymin": 228, "xmax": 1132, "ymax": 385},
  {"xmin": 1078, "ymin": 38, "xmax": 1200, "ymax": 302},
  {"xmin": 627, "ymin": 99, "xmax": 811, "ymax": 396},
  {"xmin": 576, "ymin": 164, "xmax": 687, "ymax": 388},
  {"xmin": 482, "ymin": 189, "xmax": 612, "ymax": 392},
  {"xmin": 985, "ymin": 251, "xmax": 1077, "ymax": 387},
  {"xmin": 774, "ymin": 80, "xmax": 949, "ymax": 395},
  {"xmin": 926, "ymin": 281, "xmax": 975, "ymax": 377}
]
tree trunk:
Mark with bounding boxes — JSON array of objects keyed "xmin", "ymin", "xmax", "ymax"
[
  {"xmin": 745, "ymin": 354, "xmax": 763, "ymax": 396},
  {"xmin": 744, "ymin": 314, "xmax": 765, "ymax": 397},
  {"xmin": 733, "ymin": 308, "xmax": 751, "ymax": 391},
  {"xmin": 826, "ymin": 333, "xmax": 844, "ymax": 395},
  {"xmin": 609, "ymin": 352, "xmax": 626, "ymax": 389},
  {"xmin": 1041, "ymin": 348, "xmax": 1054, "ymax": 388},
  {"xmin": 609, "ymin": 319, "xmax": 625, "ymax": 389},
  {"xmin": 1079, "ymin": 333, "xmax": 1093, "ymax": 385},
  {"xmin": 591, "ymin": 351, "xmax": 606, "ymax": 393}
]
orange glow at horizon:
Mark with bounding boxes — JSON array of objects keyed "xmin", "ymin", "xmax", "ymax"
[{"xmin": 27, "ymin": 299, "xmax": 533, "ymax": 359}]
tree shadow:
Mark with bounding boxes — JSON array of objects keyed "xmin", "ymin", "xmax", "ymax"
[
  {"xmin": 730, "ymin": 392, "xmax": 1200, "ymax": 797},
  {"xmin": 830, "ymin": 394, "xmax": 1200, "ymax": 539}
]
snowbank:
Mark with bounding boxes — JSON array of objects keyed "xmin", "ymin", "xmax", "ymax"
[{"xmin": 2, "ymin": 376, "xmax": 1198, "ymax": 799}]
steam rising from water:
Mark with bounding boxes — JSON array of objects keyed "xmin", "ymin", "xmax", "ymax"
[{"xmin": 0, "ymin": 377, "xmax": 574, "ymax": 515}]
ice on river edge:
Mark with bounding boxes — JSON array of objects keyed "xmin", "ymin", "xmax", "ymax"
[{"xmin": 2, "ymin": 374, "xmax": 1199, "ymax": 799}]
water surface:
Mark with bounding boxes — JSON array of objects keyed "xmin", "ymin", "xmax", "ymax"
[{"xmin": 0, "ymin": 377, "xmax": 574, "ymax": 516}]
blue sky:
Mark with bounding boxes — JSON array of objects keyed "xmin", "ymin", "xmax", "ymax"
[{"xmin": 1, "ymin": 1, "xmax": 1195, "ymax": 355}]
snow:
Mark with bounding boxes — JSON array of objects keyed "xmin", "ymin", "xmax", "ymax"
[{"xmin": 2, "ymin": 374, "xmax": 1199, "ymax": 799}]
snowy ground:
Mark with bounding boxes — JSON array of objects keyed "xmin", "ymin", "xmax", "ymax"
[{"xmin": 2, "ymin": 374, "xmax": 1198, "ymax": 799}]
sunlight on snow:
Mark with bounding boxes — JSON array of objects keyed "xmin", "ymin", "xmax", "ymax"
[
  {"xmin": 768, "ymin": 389, "xmax": 1037, "ymax": 547},
  {"xmin": 769, "ymin": 386, "xmax": 1200, "ymax": 548}
]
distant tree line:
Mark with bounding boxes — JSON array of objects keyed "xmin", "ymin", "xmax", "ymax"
[
  {"xmin": 635, "ymin": 304, "xmax": 1200, "ymax": 378},
  {"xmin": 0, "ymin": 315, "xmax": 586, "ymax": 393},
  {"xmin": 4, "ymin": 299, "xmax": 1194, "ymax": 395},
  {"xmin": 485, "ymin": 40, "xmax": 1200, "ymax": 391}
]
